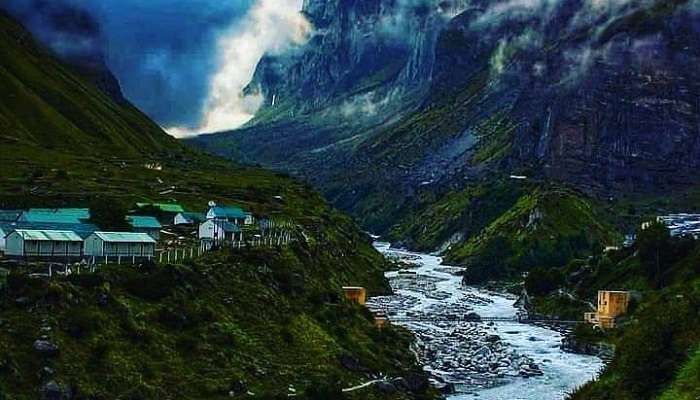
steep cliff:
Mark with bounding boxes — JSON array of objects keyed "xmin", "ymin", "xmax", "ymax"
[{"xmin": 191, "ymin": 0, "xmax": 700, "ymax": 242}]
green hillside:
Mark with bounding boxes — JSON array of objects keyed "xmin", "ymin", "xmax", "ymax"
[
  {"xmin": 0, "ymin": 13, "xmax": 433, "ymax": 399},
  {"xmin": 0, "ymin": 12, "xmax": 178, "ymax": 156}
]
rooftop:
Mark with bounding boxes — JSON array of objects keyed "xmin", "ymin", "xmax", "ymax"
[
  {"xmin": 0, "ymin": 222, "xmax": 98, "ymax": 238},
  {"xmin": 29, "ymin": 208, "xmax": 90, "ymax": 219},
  {"xmin": 92, "ymin": 232, "xmax": 157, "ymax": 243},
  {"xmin": 126, "ymin": 215, "xmax": 162, "ymax": 229},
  {"xmin": 136, "ymin": 203, "xmax": 185, "ymax": 213},
  {"xmin": 209, "ymin": 206, "xmax": 247, "ymax": 219},
  {"xmin": 11, "ymin": 230, "xmax": 82, "ymax": 242},
  {"xmin": 0, "ymin": 210, "xmax": 22, "ymax": 222},
  {"xmin": 19, "ymin": 211, "xmax": 83, "ymax": 224}
]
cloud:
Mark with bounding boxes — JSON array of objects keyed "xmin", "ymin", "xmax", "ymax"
[
  {"xmin": 489, "ymin": 29, "xmax": 543, "ymax": 75},
  {"xmin": 473, "ymin": 0, "xmax": 681, "ymax": 83},
  {"xmin": 168, "ymin": 0, "xmax": 311, "ymax": 137},
  {"xmin": 339, "ymin": 92, "xmax": 394, "ymax": 118},
  {"xmin": 377, "ymin": 0, "xmax": 469, "ymax": 40}
]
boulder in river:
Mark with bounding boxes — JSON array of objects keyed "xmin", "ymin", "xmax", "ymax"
[
  {"xmin": 33, "ymin": 340, "xmax": 59, "ymax": 357},
  {"xmin": 465, "ymin": 312, "xmax": 482, "ymax": 322},
  {"xmin": 41, "ymin": 381, "xmax": 71, "ymax": 400}
]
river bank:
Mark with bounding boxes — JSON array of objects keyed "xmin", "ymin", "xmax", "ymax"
[{"xmin": 367, "ymin": 243, "xmax": 604, "ymax": 399}]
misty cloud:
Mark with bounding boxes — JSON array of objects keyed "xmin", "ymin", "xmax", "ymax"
[
  {"xmin": 475, "ymin": 0, "xmax": 685, "ymax": 83},
  {"xmin": 169, "ymin": 0, "xmax": 311, "ymax": 137}
]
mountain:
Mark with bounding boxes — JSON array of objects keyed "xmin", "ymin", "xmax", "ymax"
[
  {"xmin": 0, "ymin": 12, "xmax": 433, "ymax": 399},
  {"xmin": 0, "ymin": 10, "xmax": 177, "ymax": 157},
  {"xmin": 191, "ymin": 0, "xmax": 700, "ymax": 232}
]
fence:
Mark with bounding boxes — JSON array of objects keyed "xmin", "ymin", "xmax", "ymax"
[
  {"xmin": 154, "ymin": 228, "xmax": 294, "ymax": 265},
  {"xmin": 2, "ymin": 229, "xmax": 296, "ymax": 271}
]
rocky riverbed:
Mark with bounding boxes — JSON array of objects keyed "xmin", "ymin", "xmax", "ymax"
[{"xmin": 367, "ymin": 243, "xmax": 604, "ymax": 399}]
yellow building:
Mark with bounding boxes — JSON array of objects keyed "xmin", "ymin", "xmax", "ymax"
[
  {"xmin": 342, "ymin": 286, "xmax": 367, "ymax": 305},
  {"xmin": 584, "ymin": 290, "xmax": 631, "ymax": 329}
]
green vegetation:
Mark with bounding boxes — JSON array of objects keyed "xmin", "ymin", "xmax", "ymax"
[
  {"xmin": 0, "ymin": 245, "xmax": 431, "ymax": 399},
  {"xmin": 518, "ymin": 222, "xmax": 700, "ymax": 400},
  {"xmin": 571, "ymin": 280, "xmax": 700, "ymax": 400},
  {"xmin": 658, "ymin": 345, "xmax": 700, "ymax": 400},
  {"xmin": 448, "ymin": 186, "xmax": 619, "ymax": 284},
  {"xmin": 387, "ymin": 179, "xmax": 527, "ymax": 252}
]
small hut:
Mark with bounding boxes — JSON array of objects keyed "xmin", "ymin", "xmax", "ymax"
[
  {"xmin": 584, "ymin": 290, "xmax": 631, "ymax": 329},
  {"xmin": 342, "ymin": 286, "xmax": 367, "ymax": 305}
]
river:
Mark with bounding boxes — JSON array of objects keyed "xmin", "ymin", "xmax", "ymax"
[{"xmin": 367, "ymin": 243, "xmax": 604, "ymax": 400}]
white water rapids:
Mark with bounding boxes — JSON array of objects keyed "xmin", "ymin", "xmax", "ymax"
[{"xmin": 367, "ymin": 243, "xmax": 604, "ymax": 400}]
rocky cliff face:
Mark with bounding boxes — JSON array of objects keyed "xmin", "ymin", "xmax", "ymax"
[
  {"xmin": 246, "ymin": 0, "xmax": 469, "ymax": 122},
  {"xmin": 419, "ymin": 0, "xmax": 700, "ymax": 194},
  {"xmin": 192, "ymin": 0, "xmax": 700, "ymax": 232}
]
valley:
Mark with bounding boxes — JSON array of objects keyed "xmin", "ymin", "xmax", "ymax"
[
  {"xmin": 187, "ymin": 0, "xmax": 700, "ymax": 399},
  {"xmin": 2, "ymin": 0, "xmax": 700, "ymax": 399}
]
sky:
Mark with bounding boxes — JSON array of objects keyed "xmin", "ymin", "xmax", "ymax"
[{"xmin": 2, "ymin": 0, "xmax": 307, "ymax": 137}]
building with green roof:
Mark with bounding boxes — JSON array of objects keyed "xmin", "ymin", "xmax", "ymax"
[
  {"xmin": 126, "ymin": 216, "xmax": 162, "ymax": 240},
  {"xmin": 1, "ymin": 222, "xmax": 98, "ymax": 253},
  {"xmin": 29, "ymin": 208, "xmax": 90, "ymax": 220},
  {"xmin": 19, "ymin": 211, "xmax": 83, "ymax": 224}
]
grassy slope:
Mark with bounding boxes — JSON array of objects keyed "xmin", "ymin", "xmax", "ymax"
[
  {"xmin": 447, "ymin": 187, "xmax": 619, "ymax": 263},
  {"xmin": 386, "ymin": 179, "xmax": 528, "ymax": 252},
  {"xmin": 0, "ymin": 13, "xmax": 433, "ymax": 399},
  {"xmin": 388, "ymin": 179, "xmax": 619, "ymax": 284}
]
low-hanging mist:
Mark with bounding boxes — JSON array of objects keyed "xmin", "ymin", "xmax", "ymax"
[{"xmin": 168, "ymin": 0, "xmax": 311, "ymax": 138}]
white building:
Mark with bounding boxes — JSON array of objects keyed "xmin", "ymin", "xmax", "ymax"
[
  {"xmin": 199, "ymin": 219, "xmax": 242, "ymax": 243},
  {"xmin": 205, "ymin": 203, "xmax": 251, "ymax": 225},
  {"xmin": 5, "ymin": 230, "xmax": 83, "ymax": 258},
  {"xmin": 174, "ymin": 212, "xmax": 206, "ymax": 226},
  {"xmin": 84, "ymin": 232, "xmax": 156, "ymax": 260},
  {"xmin": 0, "ymin": 225, "xmax": 10, "ymax": 253}
]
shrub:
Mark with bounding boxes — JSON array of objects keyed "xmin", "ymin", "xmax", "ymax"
[
  {"xmin": 64, "ymin": 308, "xmax": 105, "ymax": 338},
  {"xmin": 525, "ymin": 267, "xmax": 565, "ymax": 296},
  {"xmin": 89, "ymin": 199, "xmax": 130, "ymax": 231},
  {"xmin": 68, "ymin": 273, "xmax": 105, "ymax": 289},
  {"xmin": 123, "ymin": 269, "xmax": 176, "ymax": 301}
]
